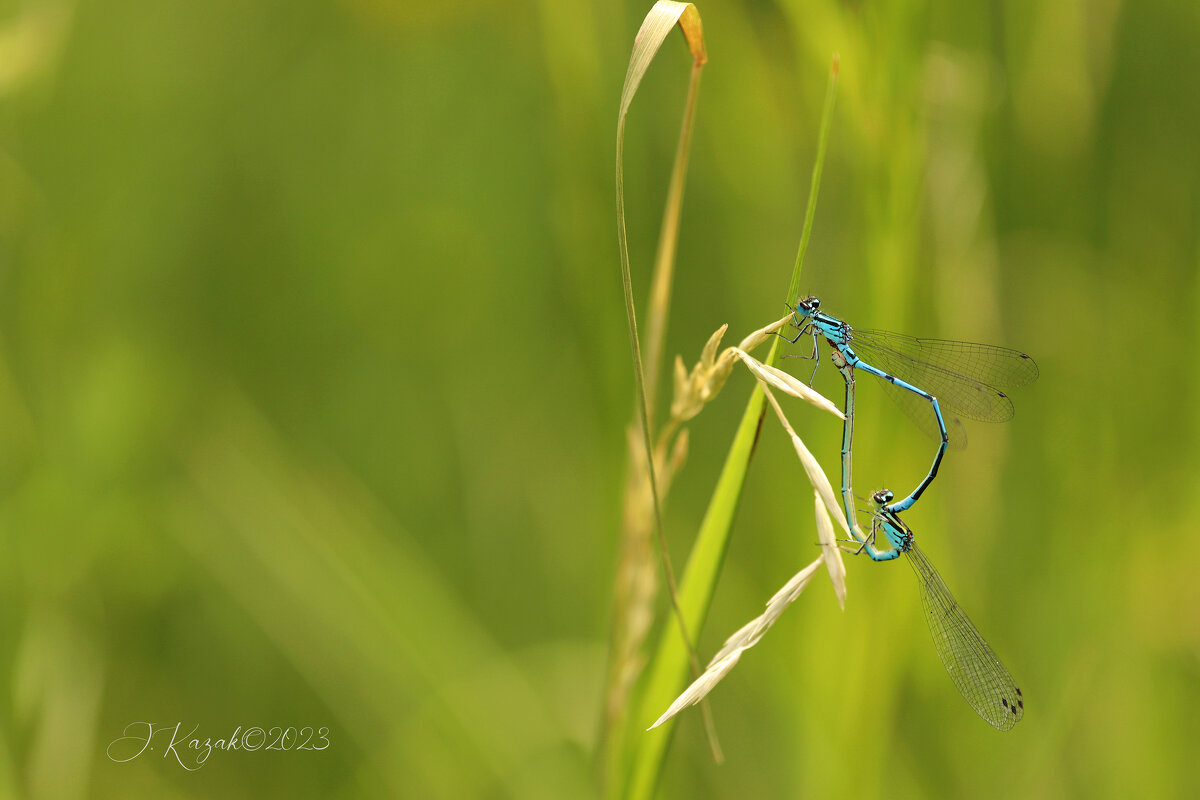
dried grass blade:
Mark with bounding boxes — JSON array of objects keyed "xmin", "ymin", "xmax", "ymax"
[
  {"xmin": 814, "ymin": 489, "xmax": 847, "ymax": 609},
  {"xmin": 758, "ymin": 382, "xmax": 850, "ymax": 537},
  {"xmin": 731, "ymin": 348, "xmax": 843, "ymax": 417}
]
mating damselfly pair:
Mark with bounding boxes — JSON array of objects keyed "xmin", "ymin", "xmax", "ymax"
[{"xmin": 784, "ymin": 297, "xmax": 1037, "ymax": 731}]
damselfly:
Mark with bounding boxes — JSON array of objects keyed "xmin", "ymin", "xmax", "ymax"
[
  {"xmin": 865, "ymin": 488, "xmax": 1025, "ymax": 731},
  {"xmin": 782, "ymin": 296, "xmax": 1038, "ymax": 513}
]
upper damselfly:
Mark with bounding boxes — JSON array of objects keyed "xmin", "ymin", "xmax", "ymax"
[{"xmin": 783, "ymin": 296, "xmax": 1038, "ymax": 513}]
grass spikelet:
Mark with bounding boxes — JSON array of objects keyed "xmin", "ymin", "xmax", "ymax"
[
  {"xmin": 730, "ymin": 347, "xmax": 844, "ymax": 417},
  {"xmin": 648, "ymin": 556, "xmax": 825, "ymax": 729}
]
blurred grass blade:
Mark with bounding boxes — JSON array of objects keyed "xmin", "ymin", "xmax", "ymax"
[
  {"xmin": 175, "ymin": 397, "xmax": 579, "ymax": 799},
  {"xmin": 623, "ymin": 54, "xmax": 840, "ymax": 800},
  {"xmin": 636, "ymin": 9, "xmax": 705, "ymax": 410}
]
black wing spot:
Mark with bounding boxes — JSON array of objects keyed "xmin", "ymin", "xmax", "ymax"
[
  {"xmin": 1001, "ymin": 698, "xmax": 1009, "ymax": 710},
  {"xmin": 1016, "ymin": 687, "xmax": 1022, "ymax": 697},
  {"xmin": 1017, "ymin": 699, "xmax": 1024, "ymax": 709}
]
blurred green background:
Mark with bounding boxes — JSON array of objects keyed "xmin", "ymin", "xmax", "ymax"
[{"xmin": 1, "ymin": 0, "xmax": 1198, "ymax": 797}]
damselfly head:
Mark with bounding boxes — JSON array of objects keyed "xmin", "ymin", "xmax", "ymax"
[
  {"xmin": 796, "ymin": 296, "xmax": 820, "ymax": 315},
  {"xmin": 870, "ymin": 489, "xmax": 894, "ymax": 506}
]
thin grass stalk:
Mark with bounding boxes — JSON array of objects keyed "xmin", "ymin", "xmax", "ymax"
[
  {"xmin": 784, "ymin": 54, "xmax": 839, "ymax": 307},
  {"xmin": 622, "ymin": 56, "xmax": 840, "ymax": 800},
  {"xmin": 606, "ymin": 2, "xmax": 715, "ymax": 793}
]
